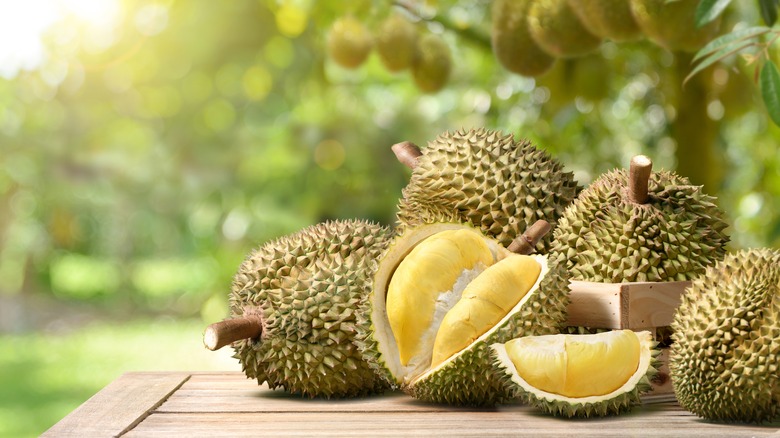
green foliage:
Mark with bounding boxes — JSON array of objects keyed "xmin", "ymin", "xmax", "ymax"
[{"xmin": 760, "ymin": 61, "xmax": 780, "ymax": 124}]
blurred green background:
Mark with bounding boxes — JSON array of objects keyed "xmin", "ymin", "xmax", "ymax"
[{"xmin": 1, "ymin": 0, "xmax": 779, "ymax": 436}]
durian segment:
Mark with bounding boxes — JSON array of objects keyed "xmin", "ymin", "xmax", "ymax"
[
  {"xmin": 505, "ymin": 330, "xmax": 640, "ymax": 398},
  {"xmin": 387, "ymin": 229, "xmax": 495, "ymax": 367},
  {"xmin": 431, "ymin": 255, "xmax": 541, "ymax": 367},
  {"xmin": 670, "ymin": 249, "xmax": 780, "ymax": 423},
  {"xmin": 491, "ymin": 330, "xmax": 658, "ymax": 417},
  {"xmin": 230, "ymin": 220, "xmax": 391, "ymax": 398},
  {"xmin": 396, "ymin": 128, "xmax": 580, "ymax": 251},
  {"xmin": 550, "ymin": 168, "xmax": 729, "ymax": 283}
]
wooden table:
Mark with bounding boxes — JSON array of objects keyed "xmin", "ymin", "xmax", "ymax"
[{"xmin": 43, "ymin": 371, "xmax": 780, "ymax": 437}]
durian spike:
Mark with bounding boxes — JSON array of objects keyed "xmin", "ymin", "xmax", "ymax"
[
  {"xmin": 629, "ymin": 155, "xmax": 653, "ymax": 204},
  {"xmin": 392, "ymin": 141, "xmax": 422, "ymax": 169},
  {"xmin": 507, "ymin": 220, "xmax": 551, "ymax": 255},
  {"xmin": 203, "ymin": 315, "xmax": 263, "ymax": 351}
]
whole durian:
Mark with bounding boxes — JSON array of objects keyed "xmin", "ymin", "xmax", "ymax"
[
  {"xmin": 629, "ymin": 0, "xmax": 721, "ymax": 52},
  {"xmin": 327, "ymin": 16, "xmax": 373, "ymax": 69},
  {"xmin": 670, "ymin": 249, "xmax": 780, "ymax": 423},
  {"xmin": 376, "ymin": 14, "xmax": 418, "ymax": 72},
  {"xmin": 492, "ymin": 0, "xmax": 556, "ymax": 77},
  {"xmin": 528, "ymin": 0, "xmax": 602, "ymax": 58},
  {"xmin": 550, "ymin": 155, "xmax": 729, "ymax": 283},
  {"xmin": 395, "ymin": 128, "xmax": 580, "ymax": 252},
  {"xmin": 566, "ymin": 0, "xmax": 642, "ymax": 42},
  {"xmin": 411, "ymin": 34, "xmax": 452, "ymax": 93},
  {"xmin": 357, "ymin": 221, "xmax": 571, "ymax": 406},
  {"xmin": 204, "ymin": 220, "xmax": 391, "ymax": 398}
]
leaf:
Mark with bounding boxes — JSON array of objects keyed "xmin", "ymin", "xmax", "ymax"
[
  {"xmin": 692, "ymin": 26, "xmax": 770, "ymax": 62},
  {"xmin": 685, "ymin": 40, "xmax": 756, "ymax": 84},
  {"xmin": 760, "ymin": 61, "xmax": 780, "ymax": 127},
  {"xmin": 759, "ymin": 0, "xmax": 779, "ymax": 26},
  {"xmin": 695, "ymin": 0, "xmax": 733, "ymax": 28}
]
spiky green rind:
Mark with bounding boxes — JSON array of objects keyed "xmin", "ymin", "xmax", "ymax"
[
  {"xmin": 491, "ymin": 341, "xmax": 661, "ymax": 418},
  {"xmin": 230, "ymin": 219, "xmax": 391, "ymax": 398},
  {"xmin": 670, "ymin": 249, "xmax": 780, "ymax": 423},
  {"xmin": 405, "ymin": 254, "xmax": 571, "ymax": 406},
  {"xmin": 550, "ymin": 168, "xmax": 729, "ymax": 283},
  {"xmin": 396, "ymin": 128, "xmax": 580, "ymax": 252}
]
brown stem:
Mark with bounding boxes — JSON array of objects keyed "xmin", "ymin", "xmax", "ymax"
[
  {"xmin": 508, "ymin": 220, "xmax": 551, "ymax": 255},
  {"xmin": 392, "ymin": 141, "xmax": 422, "ymax": 169},
  {"xmin": 203, "ymin": 316, "xmax": 263, "ymax": 351},
  {"xmin": 629, "ymin": 155, "xmax": 653, "ymax": 204}
]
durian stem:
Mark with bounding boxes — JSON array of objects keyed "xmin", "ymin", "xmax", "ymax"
[
  {"xmin": 508, "ymin": 220, "xmax": 551, "ymax": 255},
  {"xmin": 392, "ymin": 141, "xmax": 422, "ymax": 169},
  {"xmin": 629, "ymin": 155, "xmax": 653, "ymax": 204},
  {"xmin": 203, "ymin": 316, "xmax": 263, "ymax": 351}
]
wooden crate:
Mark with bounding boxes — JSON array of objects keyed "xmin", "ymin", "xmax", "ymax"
[
  {"xmin": 42, "ymin": 372, "xmax": 780, "ymax": 437},
  {"xmin": 565, "ymin": 280, "xmax": 691, "ymax": 394}
]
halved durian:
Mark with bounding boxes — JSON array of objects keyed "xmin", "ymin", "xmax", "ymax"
[
  {"xmin": 491, "ymin": 330, "xmax": 659, "ymax": 417},
  {"xmin": 356, "ymin": 221, "xmax": 570, "ymax": 406}
]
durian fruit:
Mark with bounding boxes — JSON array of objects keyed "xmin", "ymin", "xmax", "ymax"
[
  {"xmin": 491, "ymin": 330, "xmax": 659, "ymax": 417},
  {"xmin": 356, "ymin": 221, "xmax": 571, "ymax": 406},
  {"xmin": 550, "ymin": 155, "xmax": 729, "ymax": 283},
  {"xmin": 327, "ymin": 16, "xmax": 373, "ymax": 69},
  {"xmin": 376, "ymin": 14, "xmax": 418, "ymax": 72},
  {"xmin": 411, "ymin": 34, "xmax": 452, "ymax": 93},
  {"xmin": 491, "ymin": 0, "xmax": 556, "ymax": 77},
  {"xmin": 528, "ymin": 0, "xmax": 602, "ymax": 58},
  {"xmin": 394, "ymin": 128, "xmax": 580, "ymax": 252},
  {"xmin": 566, "ymin": 0, "xmax": 642, "ymax": 42},
  {"xmin": 670, "ymin": 249, "xmax": 780, "ymax": 423},
  {"xmin": 629, "ymin": 0, "xmax": 721, "ymax": 52},
  {"xmin": 203, "ymin": 220, "xmax": 391, "ymax": 398}
]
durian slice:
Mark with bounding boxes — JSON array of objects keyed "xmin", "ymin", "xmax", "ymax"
[
  {"xmin": 670, "ymin": 249, "xmax": 780, "ymax": 423},
  {"xmin": 491, "ymin": 330, "xmax": 659, "ymax": 417},
  {"xmin": 357, "ymin": 222, "xmax": 571, "ymax": 406}
]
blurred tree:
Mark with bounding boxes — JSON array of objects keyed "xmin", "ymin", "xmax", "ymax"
[{"xmin": 0, "ymin": 0, "xmax": 778, "ymax": 324}]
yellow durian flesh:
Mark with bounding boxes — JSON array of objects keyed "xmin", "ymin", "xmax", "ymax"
[
  {"xmin": 505, "ymin": 330, "xmax": 641, "ymax": 397},
  {"xmin": 430, "ymin": 255, "xmax": 541, "ymax": 367},
  {"xmin": 386, "ymin": 229, "xmax": 494, "ymax": 366}
]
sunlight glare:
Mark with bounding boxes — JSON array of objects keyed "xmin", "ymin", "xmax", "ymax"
[{"xmin": 0, "ymin": 0, "xmax": 120, "ymax": 78}]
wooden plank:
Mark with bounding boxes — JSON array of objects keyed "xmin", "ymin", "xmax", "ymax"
[
  {"xmin": 566, "ymin": 280, "xmax": 689, "ymax": 330},
  {"xmin": 625, "ymin": 281, "xmax": 689, "ymax": 328},
  {"xmin": 125, "ymin": 411, "xmax": 780, "ymax": 438},
  {"xmin": 42, "ymin": 372, "xmax": 191, "ymax": 438},
  {"xmin": 158, "ymin": 373, "xmax": 468, "ymax": 414},
  {"xmin": 651, "ymin": 348, "xmax": 673, "ymax": 394},
  {"xmin": 566, "ymin": 281, "xmax": 623, "ymax": 328}
]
